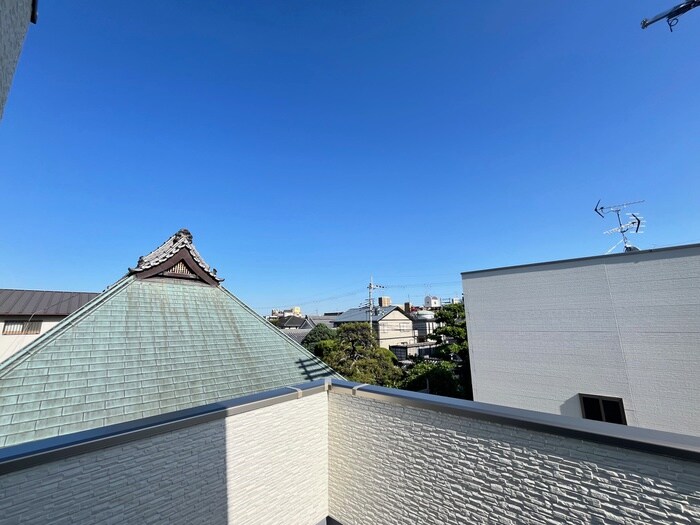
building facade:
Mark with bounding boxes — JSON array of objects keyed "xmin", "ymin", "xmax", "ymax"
[
  {"xmin": 0, "ymin": 0, "xmax": 35, "ymax": 120},
  {"xmin": 462, "ymin": 243, "xmax": 700, "ymax": 436},
  {"xmin": 334, "ymin": 306, "xmax": 415, "ymax": 348},
  {"xmin": 0, "ymin": 289, "xmax": 98, "ymax": 363}
]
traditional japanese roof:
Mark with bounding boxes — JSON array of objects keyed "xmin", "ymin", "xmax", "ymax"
[
  {"xmin": 0, "ymin": 230, "xmax": 339, "ymax": 448},
  {"xmin": 129, "ymin": 228, "xmax": 223, "ymax": 285},
  {"xmin": 0, "ymin": 289, "xmax": 98, "ymax": 316},
  {"xmin": 334, "ymin": 305, "xmax": 406, "ymax": 324}
]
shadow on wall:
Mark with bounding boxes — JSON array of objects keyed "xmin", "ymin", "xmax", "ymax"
[
  {"xmin": 560, "ymin": 394, "xmax": 582, "ymax": 418},
  {"xmin": 0, "ymin": 419, "xmax": 230, "ymax": 524}
]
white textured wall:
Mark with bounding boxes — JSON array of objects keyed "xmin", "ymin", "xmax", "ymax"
[
  {"xmin": 328, "ymin": 392, "xmax": 700, "ymax": 525},
  {"xmin": 462, "ymin": 246, "xmax": 700, "ymax": 435},
  {"xmin": 0, "ymin": 393, "xmax": 328, "ymax": 525},
  {"xmin": 226, "ymin": 392, "xmax": 328, "ymax": 525},
  {"xmin": 0, "ymin": 0, "xmax": 32, "ymax": 119}
]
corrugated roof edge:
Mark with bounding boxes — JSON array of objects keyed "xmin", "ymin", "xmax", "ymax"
[
  {"xmin": 460, "ymin": 242, "xmax": 700, "ymax": 277},
  {"xmin": 0, "ymin": 277, "xmax": 133, "ymax": 376},
  {"xmin": 218, "ymin": 285, "xmax": 344, "ymax": 380}
]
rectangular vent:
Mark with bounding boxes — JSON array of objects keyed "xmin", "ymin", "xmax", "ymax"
[{"xmin": 3, "ymin": 320, "xmax": 42, "ymax": 335}]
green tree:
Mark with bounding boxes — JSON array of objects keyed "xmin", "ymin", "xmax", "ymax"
[
  {"xmin": 402, "ymin": 361, "xmax": 460, "ymax": 397},
  {"xmin": 301, "ymin": 324, "xmax": 337, "ymax": 356},
  {"xmin": 429, "ymin": 303, "xmax": 468, "ymax": 349},
  {"xmin": 428, "ymin": 302, "xmax": 473, "ymax": 399},
  {"xmin": 321, "ymin": 322, "xmax": 403, "ymax": 387}
]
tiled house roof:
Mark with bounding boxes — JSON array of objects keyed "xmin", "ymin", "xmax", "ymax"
[
  {"xmin": 0, "ymin": 230, "xmax": 339, "ymax": 448},
  {"xmin": 334, "ymin": 305, "xmax": 405, "ymax": 324}
]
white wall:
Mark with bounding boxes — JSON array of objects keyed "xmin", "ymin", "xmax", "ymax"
[
  {"xmin": 462, "ymin": 245, "xmax": 700, "ymax": 436},
  {"xmin": 0, "ymin": 0, "xmax": 32, "ymax": 119},
  {"xmin": 328, "ymin": 391, "xmax": 699, "ymax": 525},
  {"xmin": 0, "ymin": 393, "xmax": 328, "ymax": 525},
  {"xmin": 377, "ymin": 309, "xmax": 415, "ymax": 348},
  {"xmin": 0, "ymin": 316, "xmax": 64, "ymax": 364}
]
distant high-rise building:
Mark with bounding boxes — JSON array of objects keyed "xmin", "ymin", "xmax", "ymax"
[{"xmin": 378, "ymin": 296, "xmax": 391, "ymax": 307}]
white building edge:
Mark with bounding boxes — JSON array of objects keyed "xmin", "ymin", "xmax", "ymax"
[{"xmin": 462, "ymin": 243, "xmax": 700, "ymax": 436}]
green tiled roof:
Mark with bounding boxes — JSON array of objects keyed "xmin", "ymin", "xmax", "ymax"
[{"xmin": 0, "ymin": 276, "xmax": 339, "ymax": 447}]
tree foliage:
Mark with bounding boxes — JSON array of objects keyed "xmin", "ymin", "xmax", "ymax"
[
  {"xmin": 319, "ymin": 323, "xmax": 403, "ymax": 387},
  {"xmin": 301, "ymin": 324, "xmax": 337, "ymax": 356},
  {"xmin": 427, "ymin": 302, "xmax": 473, "ymax": 400},
  {"xmin": 429, "ymin": 303, "xmax": 468, "ymax": 348},
  {"xmin": 402, "ymin": 361, "xmax": 460, "ymax": 397}
]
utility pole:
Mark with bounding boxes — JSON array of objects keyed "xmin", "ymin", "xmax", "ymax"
[{"xmin": 367, "ymin": 276, "xmax": 384, "ymax": 328}]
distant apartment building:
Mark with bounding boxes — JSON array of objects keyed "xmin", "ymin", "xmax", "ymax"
[
  {"xmin": 410, "ymin": 309, "xmax": 438, "ymax": 343},
  {"xmin": 0, "ymin": 289, "xmax": 98, "ymax": 363},
  {"xmin": 377, "ymin": 296, "xmax": 391, "ymax": 307},
  {"xmin": 334, "ymin": 305, "xmax": 415, "ymax": 348},
  {"xmin": 462, "ymin": 243, "xmax": 700, "ymax": 436},
  {"xmin": 424, "ymin": 295, "xmax": 440, "ymax": 308},
  {"xmin": 0, "ymin": 0, "xmax": 36, "ymax": 120}
]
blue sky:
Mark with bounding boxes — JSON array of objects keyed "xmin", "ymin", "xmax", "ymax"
[{"xmin": 2, "ymin": 1, "xmax": 699, "ymax": 314}]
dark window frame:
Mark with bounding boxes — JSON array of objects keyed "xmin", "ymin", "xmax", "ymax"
[{"xmin": 579, "ymin": 393, "xmax": 627, "ymax": 425}]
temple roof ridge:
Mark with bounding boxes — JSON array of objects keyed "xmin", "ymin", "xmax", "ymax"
[{"xmin": 128, "ymin": 229, "xmax": 223, "ymax": 284}]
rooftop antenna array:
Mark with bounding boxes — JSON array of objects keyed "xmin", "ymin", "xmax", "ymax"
[
  {"xmin": 594, "ymin": 200, "xmax": 646, "ymax": 253},
  {"xmin": 642, "ymin": 1, "xmax": 700, "ymax": 31}
]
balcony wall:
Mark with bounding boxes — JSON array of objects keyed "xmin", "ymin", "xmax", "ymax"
[
  {"xmin": 0, "ymin": 385, "xmax": 328, "ymax": 525},
  {"xmin": 0, "ymin": 380, "xmax": 698, "ymax": 525},
  {"xmin": 328, "ymin": 384, "xmax": 700, "ymax": 525}
]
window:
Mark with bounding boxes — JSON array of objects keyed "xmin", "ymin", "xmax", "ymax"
[
  {"xmin": 2, "ymin": 320, "xmax": 42, "ymax": 335},
  {"xmin": 579, "ymin": 394, "xmax": 627, "ymax": 425}
]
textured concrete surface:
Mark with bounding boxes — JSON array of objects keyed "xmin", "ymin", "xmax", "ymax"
[
  {"xmin": 0, "ymin": 0, "xmax": 31, "ymax": 119},
  {"xmin": 462, "ymin": 245, "xmax": 700, "ymax": 435},
  {"xmin": 328, "ymin": 392, "xmax": 700, "ymax": 525}
]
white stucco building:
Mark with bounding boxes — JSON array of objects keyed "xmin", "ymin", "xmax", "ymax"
[
  {"xmin": 0, "ymin": 0, "xmax": 36, "ymax": 120},
  {"xmin": 462, "ymin": 243, "xmax": 700, "ymax": 436}
]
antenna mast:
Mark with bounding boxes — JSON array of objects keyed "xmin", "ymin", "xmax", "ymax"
[{"xmin": 594, "ymin": 199, "xmax": 646, "ymax": 253}]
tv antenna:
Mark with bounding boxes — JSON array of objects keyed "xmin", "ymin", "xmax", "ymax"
[
  {"xmin": 642, "ymin": 1, "xmax": 700, "ymax": 31},
  {"xmin": 594, "ymin": 199, "xmax": 646, "ymax": 253}
]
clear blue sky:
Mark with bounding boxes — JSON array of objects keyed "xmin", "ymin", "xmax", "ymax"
[{"xmin": 2, "ymin": 1, "xmax": 699, "ymax": 314}]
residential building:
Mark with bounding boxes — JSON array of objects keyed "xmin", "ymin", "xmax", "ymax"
[
  {"xmin": 462, "ymin": 243, "xmax": 700, "ymax": 436},
  {"xmin": 0, "ymin": 0, "xmax": 36, "ymax": 120},
  {"xmin": 0, "ymin": 378, "xmax": 697, "ymax": 524},
  {"xmin": 0, "ymin": 229, "xmax": 338, "ymax": 448},
  {"xmin": 410, "ymin": 309, "xmax": 438, "ymax": 343},
  {"xmin": 389, "ymin": 341, "xmax": 439, "ymax": 360},
  {"xmin": 424, "ymin": 295, "xmax": 440, "ymax": 308},
  {"xmin": 378, "ymin": 296, "xmax": 391, "ymax": 307},
  {"xmin": 0, "ymin": 289, "xmax": 98, "ymax": 363},
  {"xmin": 334, "ymin": 305, "xmax": 415, "ymax": 348}
]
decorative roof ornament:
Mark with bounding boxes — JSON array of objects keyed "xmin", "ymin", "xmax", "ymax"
[{"xmin": 128, "ymin": 229, "xmax": 223, "ymax": 285}]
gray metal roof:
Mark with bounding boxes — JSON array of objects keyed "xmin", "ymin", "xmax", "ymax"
[
  {"xmin": 306, "ymin": 315, "xmax": 337, "ymax": 329},
  {"xmin": 334, "ymin": 306, "xmax": 405, "ymax": 324},
  {"xmin": 0, "ymin": 289, "xmax": 99, "ymax": 316}
]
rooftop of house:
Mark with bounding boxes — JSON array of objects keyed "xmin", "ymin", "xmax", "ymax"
[
  {"xmin": 334, "ymin": 305, "xmax": 406, "ymax": 324},
  {"xmin": 0, "ymin": 289, "xmax": 99, "ymax": 316},
  {"xmin": 0, "ymin": 229, "xmax": 339, "ymax": 448}
]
